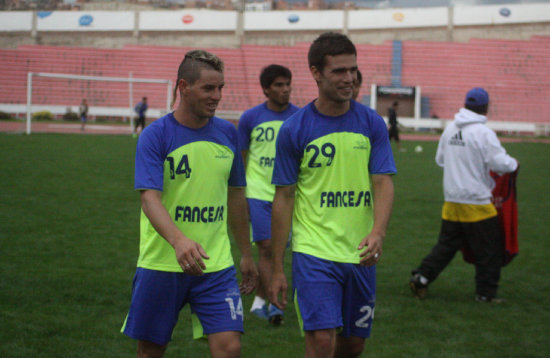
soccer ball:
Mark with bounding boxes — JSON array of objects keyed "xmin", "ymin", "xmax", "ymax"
[{"xmin": 414, "ymin": 145, "xmax": 423, "ymax": 153}]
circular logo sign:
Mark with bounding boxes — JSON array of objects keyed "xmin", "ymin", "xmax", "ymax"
[
  {"xmin": 288, "ymin": 14, "xmax": 300, "ymax": 23},
  {"xmin": 392, "ymin": 12, "xmax": 404, "ymax": 22},
  {"xmin": 37, "ymin": 11, "xmax": 52, "ymax": 19},
  {"xmin": 182, "ymin": 14, "xmax": 194, "ymax": 24},
  {"xmin": 499, "ymin": 8, "xmax": 511, "ymax": 17},
  {"xmin": 79, "ymin": 15, "xmax": 93, "ymax": 26}
]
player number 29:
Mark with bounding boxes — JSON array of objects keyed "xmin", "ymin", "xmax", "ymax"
[
  {"xmin": 306, "ymin": 143, "xmax": 336, "ymax": 168},
  {"xmin": 355, "ymin": 305, "xmax": 374, "ymax": 328}
]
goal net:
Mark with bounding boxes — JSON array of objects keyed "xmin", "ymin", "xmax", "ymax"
[{"xmin": 25, "ymin": 72, "xmax": 172, "ymax": 135}]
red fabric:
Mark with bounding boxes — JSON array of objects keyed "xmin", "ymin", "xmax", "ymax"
[{"xmin": 461, "ymin": 169, "xmax": 519, "ymax": 266}]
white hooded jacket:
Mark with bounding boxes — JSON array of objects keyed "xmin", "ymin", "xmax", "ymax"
[{"xmin": 436, "ymin": 108, "xmax": 518, "ymax": 205}]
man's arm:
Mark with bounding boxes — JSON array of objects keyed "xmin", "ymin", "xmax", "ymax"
[
  {"xmin": 227, "ymin": 186, "xmax": 258, "ymax": 295},
  {"xmin": 358, "ymin": 174, "xmax": 394, "ymax": 266},
  {"xmin": 140, "ymin": 189, "xmax": 209, "ymax": 275},
  {"xmin": 241, "ymin": 150, "xmax": 248, "ymax": 167},
  {"xmin": 269, "ymin": 184, "xmax": 295, "ymax": 310}
]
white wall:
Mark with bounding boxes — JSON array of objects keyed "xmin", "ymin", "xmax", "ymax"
[
  {"xmin": 453, "ymin": 3, "xmax": 550, "ymax": 26},
  {"xmin": 36, "ymin": 11, "xmax": 134, "ymax": 31},
  {"xmin": 0, "ymin": 12, "xmax": 32, "ymax": 32},
  {"xmin": 349, "ymin": 7, "xmax": 448, "ymax": 29},
  {"xmin": 139, "ymin": 10, "xmax": 237, "ymax": 31},
  {"xmin": 244, "ymin": 10, "xmax": 343, "ymax": 31}
]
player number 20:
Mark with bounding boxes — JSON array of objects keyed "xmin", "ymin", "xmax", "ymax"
[
  {"xmin": 306, "ymin": 143, "xmax": 336, "ymax": 168},
  {"xmin": 255, "ymin": 127, "xmax": 275, "ymax": 142},
  {"xmin": 167, "ymin": 154, "xmax": 192, "ymax": 179},
  {"xmin": 225, "ymin": 297, "xmax": 244, "ymax": 320}
]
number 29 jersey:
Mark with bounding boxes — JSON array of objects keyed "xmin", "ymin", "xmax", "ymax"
[
  {"xmin": 272, "ymin": 101, "xmax": 396, "ymax": 264},
  {"xmin": 134, "ymin": 113, "xmax": 246, "ymax": 273}
]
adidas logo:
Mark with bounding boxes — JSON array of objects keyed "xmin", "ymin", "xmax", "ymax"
[{"xmin": 449, "ymin": 131, "xmax": 465, "ymax": 146}]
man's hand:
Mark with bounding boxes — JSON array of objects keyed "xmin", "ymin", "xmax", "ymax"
[
  {"xmin": 173, "ymin": 238, "xmax": 210, "ymax": 276},
  {"xmin": 239, "ymin": 255, "xmax": 258, "ymax": 295},
  {"xmin": 358, "ymin": 232, "xmax": 384, "ymax": 266},
  {"xmin": 269, "ymin": 270, "xmax": 288, "ymax": 310}
]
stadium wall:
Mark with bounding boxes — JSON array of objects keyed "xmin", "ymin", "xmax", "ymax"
[{"xmin": 0, "ymin": 4, "xmax": 549, "ymax": 48}]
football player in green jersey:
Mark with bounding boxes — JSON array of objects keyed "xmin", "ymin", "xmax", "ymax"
[
  {"xmin": 270, "ymin": 33, "xmax": 396, "ymax": 358},
  {"xmin": 123, "ymin": 50, "xmax": 258, "ymax": 358},
  {"xmin": 238, "ymin": 64, "xmax": 299, "ymax": 324}
]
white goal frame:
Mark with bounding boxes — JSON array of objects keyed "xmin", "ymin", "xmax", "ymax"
[{"xmin": 26, "ymin": 72, "xmax": 172, "ymax": 135}]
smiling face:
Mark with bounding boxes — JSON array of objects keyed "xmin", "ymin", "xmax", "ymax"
[
  {"xmin": 312, "ymin": 53, "xmax": 358, "ymax": 104},
  {"xmin": 180, "ymin": 68, "xmax": 225, "ymax": 121},
  {"xmin": 264, "ymin": 76, "xmax": 291, "ymax": 110}
]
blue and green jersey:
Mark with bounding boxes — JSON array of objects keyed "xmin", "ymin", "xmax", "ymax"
[
  {"xmin": 272, "ymin": 101, "xmax": 396, "ymax": 263},
  {"xmin": 238, "ymin": 102, "xmax": 299, "ymax": 202},
  {"xmin": 134, "ymin": 113, "xmax": 246, "ymax": 273}
]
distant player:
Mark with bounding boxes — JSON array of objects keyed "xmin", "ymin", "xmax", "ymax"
[
  {"xmin": 133, "ymin": 97, "xmax": 148, "ymax": 136},
  {"xmin": 388, "ymin": 101, "xmax": 404, "ymax": 152},
  {"xmin": 270, "ymin": 32, "xmax": 396, "ymax": 358},
  {"xmin": 79, "ymin": 98, "xmax": 88, "ymax": 131},
  {"xmin": 238, "ymin": 64, "xmax": 299, "ymax": 325},
  {"xmin": 122, "ymin": 50, "xmax": 258, "ymax": 358}
]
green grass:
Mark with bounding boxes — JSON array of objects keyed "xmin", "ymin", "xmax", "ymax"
[{"xmin": 1, "ymin": 133, "xmax": 549, "ymax": 357}]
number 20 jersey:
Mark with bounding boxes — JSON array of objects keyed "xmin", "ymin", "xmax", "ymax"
[
  {"xmin": 238, "ymin": 102, "xmax": 299, "ymax": 202},
  {"xmin": 134, "ymin": 113, "xmax": 246, "ymax": 273},
  {"xmin": 272, "ymin": 101, "xmax": 396, "ymax": 264}
]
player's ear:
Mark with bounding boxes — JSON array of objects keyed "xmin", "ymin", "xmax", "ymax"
[
  {"xmin": 310, "ymin": 65, "xmax": 321, "ymax": 83},
  {"xmin": 178, "ymin": 78, "xmax": 190, "ymax": 94}
]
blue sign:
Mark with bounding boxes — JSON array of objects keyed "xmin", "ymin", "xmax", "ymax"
[
  {"xmin": 288, "ymin": 14, "xmax": 300, "ymax": 23},
  {"xmin": 79, "ymin": 15, "xmax": 94, "ymax": 26},
  {"xmin": 499, "ymin": 8, "xmax": 511, "ymax": 17},
  {"xmin": 37, "ymin": 11, "xmax": 52, "ymax": 19}
]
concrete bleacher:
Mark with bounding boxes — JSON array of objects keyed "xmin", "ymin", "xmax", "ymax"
[{"xmin": 1, "ymin": 36, "xmax": 549, "ymax": 133}]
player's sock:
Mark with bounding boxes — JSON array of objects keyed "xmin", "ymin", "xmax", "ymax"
[{"xmin": 250, "ymin": 296, "xmax": 266, "ymax": 312}]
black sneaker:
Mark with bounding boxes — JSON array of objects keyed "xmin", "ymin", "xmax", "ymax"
[
  {"xmin": 475, "ymin": 294, "xmax": 504, "ymax": 303},
  {"xmin": 409, "ymin": 273, "xmax": 428, "ymax": 299}
]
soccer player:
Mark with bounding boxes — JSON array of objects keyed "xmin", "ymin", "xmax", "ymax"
[
  {"xmin": 269, "ymin": 32, "xmax": 396, "ymax": 358},
  {"xmin": 409, "ymin": 87, "xmax": 518, "ymax": 303},
  {"xmin": 79, "ymin": 98, "xmax": 88, "ymax": 131},
  {"xmin": 122, "ymin": 50, "xmax": 258, "ymax": 358},
  {"xmin": 133, "ymin": 96, "xmax": 148, "ymax": 137},
  {"xmin": 238, "ymin": 64, "xmax": 299, "ymax": 324}
]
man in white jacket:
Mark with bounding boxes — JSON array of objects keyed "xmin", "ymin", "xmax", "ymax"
[{"xmin": 409, "ymin": 87, "xmax": 518, "ymax": 303}]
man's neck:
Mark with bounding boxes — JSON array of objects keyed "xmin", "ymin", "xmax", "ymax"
[
  {"xmin": 173, "ymin": 108, "xmax": 210, "ymax": 129},
  {"xmin": 266, "ymin": 100, "xmax": 289, "ymax": 113},
  {"xmin": 314, "ymin": 96, "xmax": 350, "ymax": 117}
]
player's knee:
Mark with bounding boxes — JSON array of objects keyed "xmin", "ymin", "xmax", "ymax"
[
  {"xmin": 310, "ymin": 330, "xmax": 335, "ymax": 352},
  {"xmin": 210, "ymin": 334, "xmax": 241, "ymax": 358},
  {"xmin": 221, "ymin": 340, "xmax": 241, "ymax": 358},
  {"xmin": 336, "ymin": 337, "xmax": 365, "ymax": 358}
]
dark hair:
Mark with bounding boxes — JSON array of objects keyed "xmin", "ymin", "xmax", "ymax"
[
  {"xmin": 465, "ymin": 103, "xmax": 488, "ymax": 115},
  {"xmin": 260, "ymin": 64, "xmax": 292, "ymax": 90},
  {"xmin": 142, "ymin": 97, "xmax": 147, "ymax": 101},
  {"xmin": 393, "ymin": 101, "xmax": 398, "ymax": 107},
  {"xmin": 171, "ymin": 50, "xmax": 224, "ymax": 108},
  {"xmin": 308, "ymin": 32, "xmax": 357, "ymax": 72},
  {"xmin": 356, "ymin": 69, "xmax": 362, "ymax": 85}
]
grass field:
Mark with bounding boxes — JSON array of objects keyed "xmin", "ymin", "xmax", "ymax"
[{"xmin": 1, "ymin": 133, "xmax": 549, "ymax": 358}]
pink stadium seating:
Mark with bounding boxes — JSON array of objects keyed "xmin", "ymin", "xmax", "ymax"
[{"xmin": 1, "ymin": 36, "xmax": 548, "ymax": 124}]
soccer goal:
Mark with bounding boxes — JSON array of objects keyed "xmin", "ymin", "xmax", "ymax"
[{"xmin": 25, "ymin": 72, "xmax": 172, "ymax": 135}]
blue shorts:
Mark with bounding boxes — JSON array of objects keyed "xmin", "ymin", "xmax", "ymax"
[
  {"xmin": 122, "ymin": 266, "xmax": 243, "ymax": 345},
  {"xmin": 247, "ymin": 198, "xmax": 272, "ymax": 242},
  {"xmin": 292, "ymin": 252, "xmax": 376, "ymax": 338}
]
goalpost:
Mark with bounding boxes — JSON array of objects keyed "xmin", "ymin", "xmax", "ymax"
[{"xmin": 26, "ymin": 72, "xmax": 172, "ymax": 135}]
